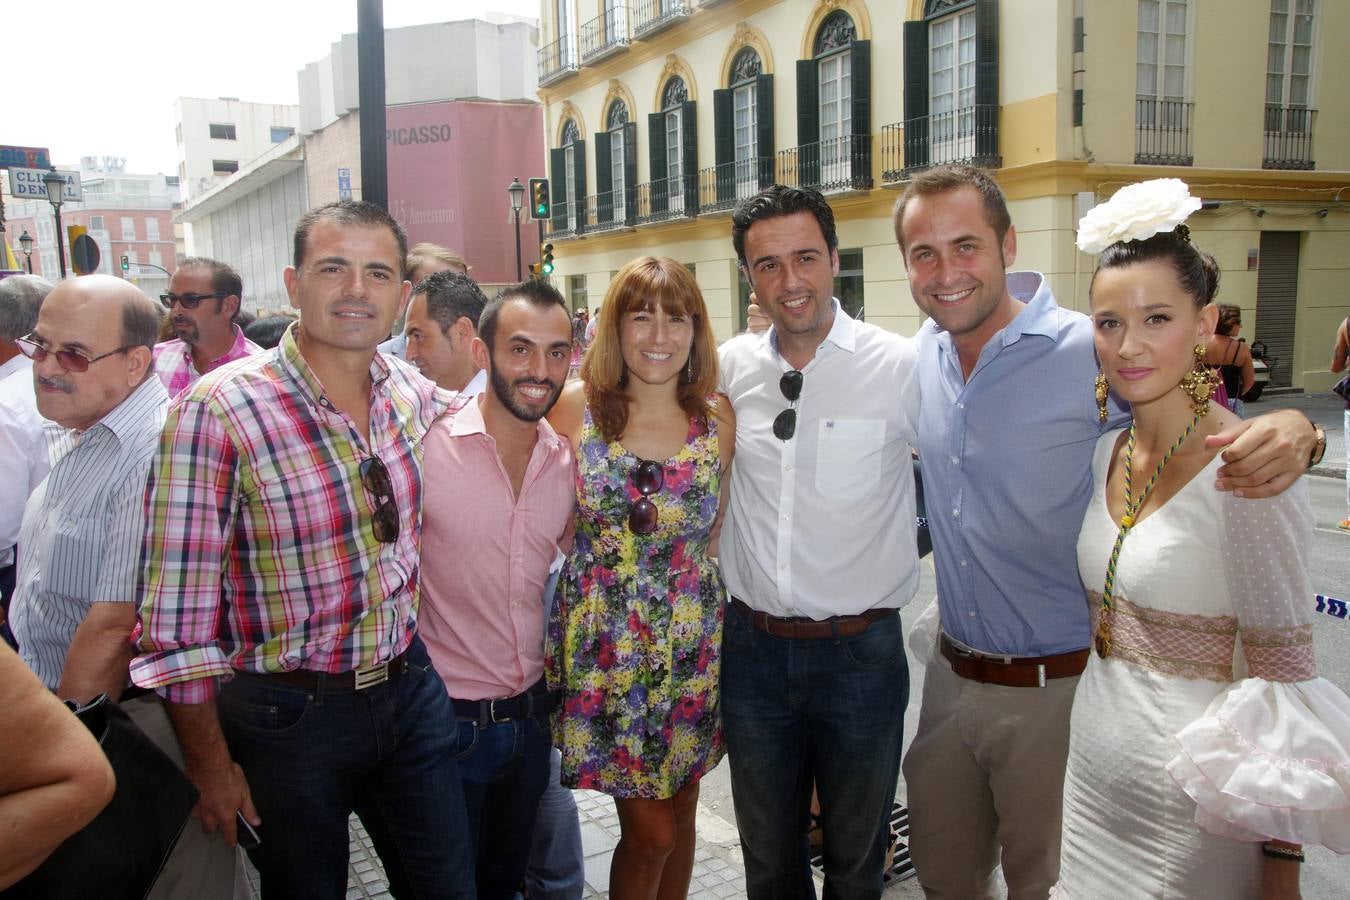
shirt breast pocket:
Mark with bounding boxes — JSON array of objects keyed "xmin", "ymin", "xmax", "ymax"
[
  {"xmin": 44, "ymin": 515, "xmax": 107, "ymax": 601},
  {"xmin": 814, "ymin": 418, "xmax": 887, "ymax": 504}
]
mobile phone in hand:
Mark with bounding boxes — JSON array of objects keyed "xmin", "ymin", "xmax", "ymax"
[{"xmin": 235, "ymin": 812, "xmax": 261, "ymax": 850}]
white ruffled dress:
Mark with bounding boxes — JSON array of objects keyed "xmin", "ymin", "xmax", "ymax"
[{"xmin": 1054, "ymin": 430, "xmax": 1350, "ymax": 898}]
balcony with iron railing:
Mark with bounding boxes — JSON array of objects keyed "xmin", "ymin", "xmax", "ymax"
[
  {"xmin": 1135, "ymin": 97, "xmax": 1193, "ymax": 166},
  {"xmin": 634, "ymin": 176, "xmax": 696, "ymax": 225},
  {"xmin": 579, "ymin": 7, "xmax": 630, "ymax": 65},
  {"xmin": 1263, "ymin": 105, "xmax": 1316, "ymax": 170},
  {"xmin": 695, "ymin": 159, "xmax": 775, "ymax": 214},
  {"xmin": 776, "ymin": 135, "xmax": 872, "ymax": 194},
  {"xmin": 584, "ymin": 190, "xmax": 635, "ymax": 233},
  {"xmin": 887, "ymin": 105, "xmax": 1001, "ymax": 179},
  {"xmin": 548, "ymin": 200, "xmax": 584, "ymax": 239},
  {"xmin": 631, "ymin": 0, "xmax": 690, "ymax": 40},
  {"xmin": 538, "ymin": 35, "xmax": 579, "ymax": 86}
]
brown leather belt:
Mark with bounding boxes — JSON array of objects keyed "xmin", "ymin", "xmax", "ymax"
[
  {"xmin": 242, "ymin": 650, "xmax": 410, "ymax": 692},
  {"xmin": 730, "ymin": 597, "xmax": 897, "ymax": 640},
  {"xmin": 939, "ymin": 633, "xmax": 1088, "ymax": 688}
]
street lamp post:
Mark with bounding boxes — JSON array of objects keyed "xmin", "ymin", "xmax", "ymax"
[
  {"xmin": 508, "ymin": 177, "xmax": 525, "ymax": 282},
  {"xmin": 42, "ymin": 168, "xmax": 67, "ymax": 279},
  {"xmin": 18, "ymin": 229, "xmax": 34, "ymax": 274}
]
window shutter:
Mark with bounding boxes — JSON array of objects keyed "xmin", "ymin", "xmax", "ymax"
[
  {"xmin": 713, "ymin": 88, "xmax": 734, "ymax": 205},
  {"xmin": 623, "ymin": 121, "xmax": 638, "ymax": 222},
  {"xmin": 796, "ymin": 58, "xmax": 820, "ymax": 188},
  {"xmin": 549, "ymin": 147, "xmax": 567, "ymax": 230},
  {"xmin": 594, "ymin": 131, "xmax": 612, "ymax": 224},
  {"xmin": 903, "ymin": 20, "xmax": 930, "ymax": 170},
  {"xmin": 756, "ymin": 74, "xmax": 775, "ymax": 188},
  {"xmin": 974, "ymin": 0, "xmax": 1000, "ymax": 164},
  {"xmin": 572, "ymin": 139, "xmax": 587, "ymax": 234},
  {"xmin": 681, "ymin": 101, "xmax": 698, "ymax": 213},
  {"xmin": 648, "ymin": 113, "xmax": 668, "ymax": 215},
  {"xmin": 850, "ymin": 40, "xmax": 872, "ymax": 186}
]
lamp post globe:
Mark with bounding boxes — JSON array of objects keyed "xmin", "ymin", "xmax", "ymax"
[
  {"xmin": 19, "ymin": 229, "xmax": 34, "ymax": 274},
  {"xmin": 42, "ymin": 168, "xmax": 67, "ymax": 279}
]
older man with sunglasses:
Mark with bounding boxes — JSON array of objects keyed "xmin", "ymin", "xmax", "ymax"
[
  {"xmin": 132, "ymin": 201, "xmax": 474, "ymax": 898},
  {"xmin": 152, "ymin": 257, "xmax": 261, "ymax": 396}
]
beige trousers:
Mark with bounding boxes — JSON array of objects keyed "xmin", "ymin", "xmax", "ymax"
[
  {"xmin": 123, "ymin": 694, "xmax": 250, "ymax": 900},
  {"xmin": 902, "ymin": 639, "xmax": 1080, "ymax": 900}
]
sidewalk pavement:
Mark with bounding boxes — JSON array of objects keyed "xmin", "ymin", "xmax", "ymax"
[{"xmin": 1251, "ymin": 389, "xmax": 1345, "ymax": 479}]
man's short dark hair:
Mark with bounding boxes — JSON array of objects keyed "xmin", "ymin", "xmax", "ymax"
[
  {"xmin": 415, "ymin": 271, "xmax": 489, "ymax": 336},
  {"xmin": 731, "ymin": 184, "xmax": 839, "ymax": 267},
  {"xmin": 243, "ymin": 315, "xmax": 295, "ymax": 349},
  {"xmin": 892, "ymin": 164, "xmax": 1012, "ymax": 250},
  {"xmin": 293, "ymin": 200, "xmax": 408, "ymax": 274},
  {"xmin": 176, "ymin": 256, "xmax": 244, "ymax": 303},
  {"xmin": 479, "ymin": 280, "xmax": 569, "ymax": 352},
  {"xmin": 121, "ymin": 290, "xmax": 163, "ymax": 352},
  {"xmin": 0, "ymin": 274, "xmax": 53, "ymax": 341}
]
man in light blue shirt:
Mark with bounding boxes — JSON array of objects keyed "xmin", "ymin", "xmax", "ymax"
[{"xmin": 893, "ymin": 164, "xmax": 1319, "ymax": 899}]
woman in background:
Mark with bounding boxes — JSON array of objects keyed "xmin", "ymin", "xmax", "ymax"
[{"xmin": 1204, "ymin": 302, "xmax": 1255, "ymax": 415}]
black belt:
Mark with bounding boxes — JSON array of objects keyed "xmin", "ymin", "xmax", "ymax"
[
  {"xmin": 240, "ymin": 650, "xmax": 411, "ymax": 692},
  {"xmin": 453, "ymin": 682, "xmax": 557, "ymax": 725}
]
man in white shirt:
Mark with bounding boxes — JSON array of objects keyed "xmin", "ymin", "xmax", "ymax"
[
  {"xmin": 403, "ymin": 270, "xmax": 489, "ymax": 394},
  {"xmin": 718, "ymin": 186, "xmax": 921, "ymax": 899}
]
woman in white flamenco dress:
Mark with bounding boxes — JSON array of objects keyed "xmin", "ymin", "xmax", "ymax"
[{"xmin": 1055, "ymin": 180, "xmax": 1350, "ymax": 899}]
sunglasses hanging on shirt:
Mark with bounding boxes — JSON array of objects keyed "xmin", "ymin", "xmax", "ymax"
[{"xmin": 774, "ymin": 369, "xmax": 804, "ymax": 441}]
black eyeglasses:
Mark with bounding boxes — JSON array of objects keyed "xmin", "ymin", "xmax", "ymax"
[
  {"xmin": 773, "ymin": 370, "xmax": 803, "ymax": 441},
  {"xmin": 16, "ymin": 334, "xmax": 133, "ymax": 374},
  {"xmin": 628, "ymin": 460, "xmax": 664, "ymax": 535},
  {"xmin": 359, "ymin": 457, "xmax": 400, "ymax": 544},
  {"xmin": 160, "ymin": 291, "xmax": 227, "ymax": 310}
]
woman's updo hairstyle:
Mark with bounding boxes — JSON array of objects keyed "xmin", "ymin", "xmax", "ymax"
[{"xmin": 1090, "ymin": 223, "xmax": 1220, "ymax": 308}]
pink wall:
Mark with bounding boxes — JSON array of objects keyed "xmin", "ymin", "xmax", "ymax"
[{"xmin": 386, "ymin": 100, "xmax": 545, "ymax": 285}]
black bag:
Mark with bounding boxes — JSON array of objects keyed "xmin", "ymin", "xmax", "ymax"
[
  {"xmin": 3, "ymin": 694, "xmax": 199, "ymax": 900},
  {"xmin": 914, "ymin": 458, "xmax": 932, "ymax": 559}
]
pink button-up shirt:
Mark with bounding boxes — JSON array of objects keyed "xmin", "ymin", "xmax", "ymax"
[
  {"xmin": 418, "ymin": 396, "xmax": 576, "ymax": 701},
  {"xmin": 152, "ymin": 325, "xmax": 263, "ymax": 398}
]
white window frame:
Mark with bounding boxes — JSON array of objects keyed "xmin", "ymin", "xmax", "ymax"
[
  {"xmin": 555, "ymin": 0, "xmax": 576, "ymax": 67},
  {"xmin": 610, "ymin": 125, "xmax": 627, "ymax": 224},
  {"xmin": 121, "ymin": 217, "xmax": 136, "ymax": 241},
  {"xmin": 146, "ymin": 218, "xmax": 161, "ymax": 242},
  {"xmin": 565, "ymin": 144, "xmax": 577, "ymax": 231},
  {"xmin": 1136, "ymin": 0, "xmax": 1191, "ymax": 127},
  {"xmin": 665, "ymin": 108, "xmax": 684, "ymax": 214},
  {"xmin": 733, "ymin": 83, "xmax": 758, "ymax": 200},
  {"xmin": 929, "ymin": 8, "xmax": 976, "ymax": 162},
  {"xmin": 818, "ymin": 50, "xmax": 852, "ymax": 185},
  {"xmin": 1267, "ymin": 0, "xmax": 1315, "ymax": 110}
]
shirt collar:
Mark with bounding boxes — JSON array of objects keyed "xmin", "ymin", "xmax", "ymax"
[
  {"xmin": 448, "ymin": 392, "xmax": 564, "ymax": 450},
  {"xmin": 84, "ymin": 374, "xmax": 169, "ymax": 444},
  {"xmin": 463, "ymin": 368, "xmax": 488, "ymax": 398},
  {"xmin": 278, "ymin": 321, "xmax": 392, "ymax": 412},
  {"xmin": 768, "ymin": 298, "xmax": 857, "ymax": 363},
  {"xmin": 1000, "ymin": 271, "xmax": 1062, "ymax": 345}
]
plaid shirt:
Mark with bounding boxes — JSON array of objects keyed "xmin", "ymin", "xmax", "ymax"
[
  {"xmin": 131, "ymin": 323, "xmax": 450, "ymax": 703},
  {"xmin": 152, "ymin": 325, "xmax": 263, "ymax": 397}
]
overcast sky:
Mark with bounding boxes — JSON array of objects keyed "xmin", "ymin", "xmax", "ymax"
[{"xmin": 6, "ymin": 0, "xmax": 540, "ymax": 176}]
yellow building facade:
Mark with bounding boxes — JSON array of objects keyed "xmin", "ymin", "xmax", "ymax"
[{"xmin": 535, "ymin": 0, "xmax": 1349, "ymax": 389}]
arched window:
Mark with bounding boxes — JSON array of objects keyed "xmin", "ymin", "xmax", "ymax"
[
  {"xmin": 662, "ymin": 78, "xmax": 687, "ymax": 213},
  {"xmin": 731, "ymin": 49, "xmax": 762, "ymax": 199},
  {"xmin": 795, "ymin": 10, "xmax": 870, "ymax": 190},
  {"xmin": 715, "ymin": 44, "xmax": 774, "ymax": 207},
  {"xmin": 551, "ymin": 118, "xmax": 585, "ymax": 233},
  {"xmin": 646, "ymin": 75, "xmax": 696, "ymax": 220},
  {"xmin": 599, "ymin": 100, "xmax": 633, "ymax": 225},
  {"xmin": 903, "ymin": 0, "xmax": 1000, "ymax": 171},
  {"xmin": 814, "ymin": 11, "xmax": 857, "ymax": 186}
]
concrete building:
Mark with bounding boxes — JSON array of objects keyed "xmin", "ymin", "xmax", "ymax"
[
  {"xmin": 536, "ymin": 0, "xmax": 1350, "ymax": 390},
  {"xmin": 175, "ymin": 97, "xmax": 301, "ymax": 200}
]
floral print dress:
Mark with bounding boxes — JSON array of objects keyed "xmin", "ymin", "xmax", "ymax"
[{"xmin": 547, "ymin": 403, "xmax": 725, "ymax": 799}]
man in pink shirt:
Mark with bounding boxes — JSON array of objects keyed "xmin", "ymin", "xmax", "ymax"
[
  {"xmin": 152, "ymin": 257, "xmax": 261, "ymax": 396},
  {"xmin": 418, "ymin": 279, "xmax": 577, "ymax": 899}
]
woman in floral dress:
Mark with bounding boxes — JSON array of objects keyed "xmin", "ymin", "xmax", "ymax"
[{"xmin": 547, "ymin": 256, "xmax": 733, "ymax": 900}]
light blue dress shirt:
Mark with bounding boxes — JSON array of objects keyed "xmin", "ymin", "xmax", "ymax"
[{"xmin": 916, "ymin": 271, "xmax": 1128, "ymax": 657}]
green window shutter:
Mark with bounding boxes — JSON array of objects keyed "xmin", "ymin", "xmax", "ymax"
[
  {"xmin": 713, "ymin": 88, "xmax": 734, "ymax": 205},
  {"xmin": 572, "ymin": 139, "xmax": 587, "ymax": 234},
  {"xmin": 681, "ymin": 101, "xmax": 698, "ymax": 213},
  {"xmin": 549, "ymin": 147, "xmax": 567, "ymax": 230},
  {"xmin": 594, "ymin": 131, "xmax": 612, "ymax": 224},
  {"xmin": 903, "ymin": 20, "xmax": 930, "ymax": 170},
  {"xmin": 623, "ymin": 121, "xmax": 638, "ymax": 222},
  {"xmin": 796, "ymin": 58, "xmax": 820, "ymax": 188},
  {"xmin": 850, "ymin": 40, "xmax": 872, "ymax": 187},
  {"xmin": 974, "ymin": 0, "xmax": 1001, "ymax": 165},
  {"xmin": 648, "ymin": 113, "xmax": 668, "ymax": 215},
  {"xmin": 756, "ymin": 74, "xmax": 775, "ymax": 189}
]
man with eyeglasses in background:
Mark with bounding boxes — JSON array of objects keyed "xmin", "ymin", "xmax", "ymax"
[
  {"xmin": 152, "ymin": 257, "xmax": 261, "ymax": 396},
  {"xmin": 716, "ymin": 185, "xmax": 921, "ymax": 899},
  {"xmin": 131, "ymin": 200, "xmax": 474, "ymax": 898},
  {"xmin": 8, "ymin": 274, "xmax": 246, "ymax": 899}
]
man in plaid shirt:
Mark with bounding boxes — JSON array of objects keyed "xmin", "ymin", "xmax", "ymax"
[
  {"xmin": 132, "ymin": 201, "xmax": 472, "ymax": 898},
  {"xmin": 151, "ymin": 257, "xmax": 262, "ymax": 397}
]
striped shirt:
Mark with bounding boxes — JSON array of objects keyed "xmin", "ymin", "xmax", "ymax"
[
  {"xmin": 131, "ymin": 324, "xmax": 450, "ymax": 703},
  {"xmin": 10, "ymin": 375, "xmax": 170, "ymax": 689},
  {"xmin": 0, "ymin": 362, "xmax": 53, "ymax": 568},
  {"xmin": 152, "ymin": 325, "xmax": 263, "ymax": 397}
]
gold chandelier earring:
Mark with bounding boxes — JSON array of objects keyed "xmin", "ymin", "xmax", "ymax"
[
  {"xmin": 1095, "ymin": 369, "xmax": 1109, "ymax": 423},
  {"xmin": 1178, "ymin": 343, "xmax": 1220, "ymax": 413}
]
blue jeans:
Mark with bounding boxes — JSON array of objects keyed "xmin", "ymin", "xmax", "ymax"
[
  {"xmin": 217, "ymin": 637, "xmax": 474, "ymax": 900},
  {"xmin": 522, "ymin": 748, "xmax": 584, "ymax": 900},
  {"xmin": 722, "ymin": 602, "xmax": 909, "ymax": 900},
  {"xmin": 454, "ymin": 691, "xmax": 553, "ymax": 900}
]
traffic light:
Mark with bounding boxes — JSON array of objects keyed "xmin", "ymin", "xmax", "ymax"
[
  {"xmin": 120, "ymin": 254, "xmax": 130, "ymax": 274},
  {"xmin": 527, "ymin": 262, "xmax": 541, "ymax": 278},
  {"xmin": 541, "ymin": 243, "xmax": 555, "ymax": 276},
  {"xmin": 528, "ymin": 178, "xmax": 550, "ymax": 220}
]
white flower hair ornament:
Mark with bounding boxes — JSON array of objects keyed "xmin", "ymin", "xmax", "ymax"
[{"xmin": 1075, "ymin": 178, "xmax": 1202, "ymax": 254}]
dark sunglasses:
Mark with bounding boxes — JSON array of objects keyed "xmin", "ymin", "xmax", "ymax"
[
  {"xmin": 773, "ymin": 370, "xmax": 803, "ymax": 441},
  {"xmin": 16, "ymin": 334, "xmax": 132, "ymax": 374},
  {"xmin": 160, "ymin": 291, "xmax": 227, "ymax": 310},
  {"xmin": 359, "ymin": 457, "xmax": 400, "ymax": 544},
  {"xmin": 628, "ymin": 460, "xmax": 664, "ymax": 535}
]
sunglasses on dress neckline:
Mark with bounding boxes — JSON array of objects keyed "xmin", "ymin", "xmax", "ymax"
[{"xmin": 628, "ymin": 460, "xmax": 664, "ymax": 535}]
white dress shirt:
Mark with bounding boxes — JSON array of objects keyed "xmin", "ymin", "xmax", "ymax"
[
  {"xmin": 718, "ymin": 302, "xmax": 922, "ymax": 619},
  {"xmin": 0, "ymin": 362, "xmax": 50, "ymax": 568}
]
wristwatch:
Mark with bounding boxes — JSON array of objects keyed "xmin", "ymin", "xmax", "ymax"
[{"xmin": 1309, "ymin": 422, "xmax": 1327, "ymax": 468}]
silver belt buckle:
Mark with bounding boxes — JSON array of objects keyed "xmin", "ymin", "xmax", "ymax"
[
  {"xmin": 489, "ymin": 699, "xmax": 512, "ymax": 724},
  {"xmin": 353, "ymin": 661, "xmax": 390, "ymax": 690}
]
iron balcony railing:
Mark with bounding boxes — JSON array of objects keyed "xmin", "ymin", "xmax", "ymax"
[
  {"xmin": 1135, "ymin": 98, "xmax": 1194, "ymax": 166},
  {"xmin": 584, "ymin": 191, "xmax": 634, "ymax": 232},
  {"xmin": 538, "ymin": 35, "xmax": 579, "ymax": 86},
  {"xmin": 695, "ymin": 159, "xmax": 775, "ymax": 213},
  {"xmin": 1263, "ymin": 105, "xmax": 1316, "ymax": 170},
  {"xmin": 896, "ymin": 105, "xmax": 1001, "ymax": 175},
  {"xmin": 631, "ymin": 0, "xmax": 690, "ymax": 39},
  {"xmin": 547, "ymin": 200, "xmax": 584, "ymax": 239},
  {"xmin": 776, "ymin": 135, "xmax": 872, "ymax": 194},
  {"xmin": 635, "ymin": 176, "xmax": 696, "ymax": 224},
  {"xmin": 579, "ymin": 7, "xmax": 630, "ymax": 64},
  {"xmin": 881, "ymin": 124, "xmax": 906, "ymax": 183}
]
